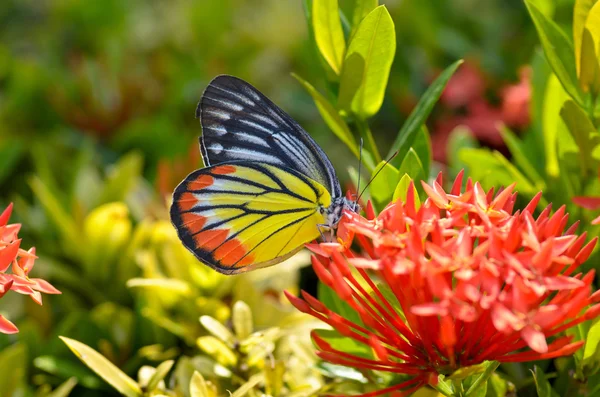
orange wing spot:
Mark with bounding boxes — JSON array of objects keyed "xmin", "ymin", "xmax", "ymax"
[
  {"xmin": 180, "ymin": 212, "xmax": 206, "ymax": 234},
  {"xmin": 177, "ymin": 192, "xmax": 198, "ymax": 212},
  {"xmin": 187, "ymin": 175, "xmax": 213, "ymax": 190},
  {"xmin": 214, "ymin": 238, "xmax": 255, "ymax": 267},
  {"xmin": 212, "ymin": 165, "xmax": 236, "ymax": 175},
  {"xmin": 194, "ymin": 229, "xmax": 229, "ymax": 251}
]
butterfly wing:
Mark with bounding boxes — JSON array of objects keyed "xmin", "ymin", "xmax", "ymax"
[
  {"xmin": 198, "ymin": 75, "xmax": 342, "ymax": 198},
  {"xmin": 170, "ymin": 161, "xmax": 331, "ymax": 274}
]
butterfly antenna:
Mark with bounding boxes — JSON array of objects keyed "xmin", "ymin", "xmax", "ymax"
[
  {"xmin": 357, "ymin": 150, "xmax": 399, "ymax": 201},
  {"xmin": 354, "ymin": 138, "xmax": 364, "ymax": 206}
]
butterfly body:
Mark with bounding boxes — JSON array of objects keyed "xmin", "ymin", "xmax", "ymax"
[{"xmin": 171, "ymin": 75, "xmax": 357, "ymax": 274}]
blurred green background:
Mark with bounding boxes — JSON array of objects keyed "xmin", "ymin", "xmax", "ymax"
[{"xmin": 0, "ymin": 0, "xmax": 579, "ymax": 396}]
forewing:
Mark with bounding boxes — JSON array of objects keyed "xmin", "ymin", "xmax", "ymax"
[
  {"xmin": 170, "ymin": 161, "xmax": 331, "ymax": 274},
  {"xmin": 198, "ymin": 75, "xmax": 342, "ymax": 197}
]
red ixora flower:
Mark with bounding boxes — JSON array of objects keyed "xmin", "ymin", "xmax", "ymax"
[
  {"xmin": 286, "ymin": 171, "xmax": 600, "ymax": 396},
  {"xmin": 0, "ymin": 203, "xmax": 61, "ymax": 334}
]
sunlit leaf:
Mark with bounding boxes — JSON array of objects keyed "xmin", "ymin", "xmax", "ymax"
[
  {"xmin": 189, "ymin": 371, "xmax": 209, "ymax": 397},
  {"xmin": 230, "ymin": 374, "xmax": 264, "ymax": 397},
  {"xmin": 60, "ymin": 336, "xmax": 142, "ymax": 397},
  {"xmin": 0, "ymin": 344, "xmax": 26, "ymax": 395},
  {"xmin": 338, "ymin": 5, "xmax": 396, "ymax": 118},
  {"xmin": 200, "ymin": 315, "xmax": 235, "ymax": 347},
  {"xmin": 196, "ymin": 336, "xmax": 237, "ymax": 367},
  {"xmin": 543, "ymin": 74, "xmax": 571, "ymax": 177},
  {"xmin": 146, "ymin": 360, "xmax": 174, "ymax": 392},
  {"xmin": 232, "ymin": 300, "xmax": 253, "ymax": 341},
  {"xmin": 583, "ymin": 320, "xmax": 600, "ymax": 375},
  {"xmin": 292, "ymin": 73, "xmax": 359, "ymax": 159},
  {"xmin": 314, "ymin": 329, "xmax": 373, "ymax": 358},
  {"xmin": 525, "ymin": 0, "xmax": 584, "ymax": 105},
  {"xmin": 313, "ymin": 0, "xmax": 346, "ymax": 75},
  {"xmin": 392, "ymin": 174, "xmax": 421, "ymax": 208},
  {"xmin": 389, "ymin": 60, "xmax": 463, "ymax": 166}
]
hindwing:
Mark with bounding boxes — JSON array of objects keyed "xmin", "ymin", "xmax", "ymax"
[
  {"xmin": 170, "ymin": 161, "xmax": 331, "ymax": 274},
  {"xmin": 198, "ymin": 75, "xmax": 342, "ymax": 198}
]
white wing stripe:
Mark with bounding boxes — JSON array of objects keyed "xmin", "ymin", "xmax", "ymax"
[
  {"xmin": 212, "ymin": 85, "xmax": 256, "ymax": 106},
  {"xmin": 204, "ymin": 96, "xmax": 244, "ymax": 112},
  {"xmin": 239, "ymin": 119, "xmax": 274, "ymax": 134}
]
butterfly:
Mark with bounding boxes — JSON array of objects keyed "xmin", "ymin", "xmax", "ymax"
[{"xmin": 170, "ymin": 75, "xmax": 358, "ymax": 274}]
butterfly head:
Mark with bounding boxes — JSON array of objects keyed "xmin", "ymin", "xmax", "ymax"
[{"xmin": 324, "ymin": 196, "xmax": 359, "ymax": 228}]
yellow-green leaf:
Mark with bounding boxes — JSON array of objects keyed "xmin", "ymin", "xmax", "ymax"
[
  {"xmin": 146, "ymin": 360, "xmax": 174, "ymax": 392},
  {"xmin": 190, "ymin": 371, "xmax": 209, "ymax": 397},
  {"xmin": 313, "ymin": 0, "xmax": 346, "ymax": 75},
  {"xmin": 231, "ymin": 374, "xmax": 264, "ymax": 397},
  {"xmin": 398, "ymin": 148, "xmax": 425, "ymax": 185},
  {"xmin": 580, "ymin": 28, "xmax": 600, "ymax": 94},
  {"xmin": 200, "ymin": 315, "xmax": 235, "ymax": 346},
  {"xmin": 232, "ymin": 300, "xmax": 253, "ymax": 341},
  {"xmin": 526, "ymin": 0, "xmax": 584, "ymax": 105},
  {"xmin": 60, "ymin": 336, "xmax": 142, "ymax": 397},
  {"xmin": 574, "ymin": 0, "xmax": 598, "ymax": 73},
  {"xmin": 292, "ymin": 73, "xmax": 358, "ymax": 159},
  {"xmin": 543, "ymin": 75, "xmax": 570, "ymax": 177},
  {"xmin": 196, "ymin": 336, "xmax": 237, "ymax": 367},
  {"xmin": 392, "ymin": 174, "xmax": 421, "ymax": 208},
  {"xmin": 339, "ymin": 5, "xmax": 395, "ymax": 118}
]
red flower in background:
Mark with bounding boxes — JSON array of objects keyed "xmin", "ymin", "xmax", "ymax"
[
  {"xmin": 431, "ymin": 62, "xmax": 531, "ymax": 163},
  {"xmin": 0, "ymin": 203, "xmax": 61, "ymax": 334},
  {"xmin": 287, "ymin": 172, "xmax": 599, "ymax": 396}
]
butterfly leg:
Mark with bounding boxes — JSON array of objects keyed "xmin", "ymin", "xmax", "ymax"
[{"xmin": 316, "ymin": 223, "xmax": 329, "ymax": 242}]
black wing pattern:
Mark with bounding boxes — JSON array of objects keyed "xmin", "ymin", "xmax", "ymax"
[{"xmin": 197, "ymin": 75, "xmax": 342, "ymax": 198}]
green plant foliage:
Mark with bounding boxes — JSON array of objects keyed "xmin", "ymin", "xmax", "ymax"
[{"xmin": 338, "ymin": 5, "xmax": 396, "ymax": 119}]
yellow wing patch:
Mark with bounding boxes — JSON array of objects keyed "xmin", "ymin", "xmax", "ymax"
[{"xmin": 170, "ymin": 162, "xmax": 331, "ymax": 274}]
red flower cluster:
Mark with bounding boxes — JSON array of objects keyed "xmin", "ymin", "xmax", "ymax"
[
  {"xmin": 287, "ymin": 172, "xmax": 600, "ymax": 396},
  {"xmin": 0, "ymin": 203, "xmax": 61, "ymax": 334}
]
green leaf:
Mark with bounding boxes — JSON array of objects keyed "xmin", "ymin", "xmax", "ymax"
[
  {"xmin": 232, "ymin": 300, "xmax": 253, "ymax": 341},
  {"xmin": 486, "ymin": 374, "xmax": 510, "ymax": 397},
  {"xmin": 60, "ymin": 336, "xmax": 142, "ymax": 397},
  {"xmin": 313, "ymin": 0, "xmax": 346, "ymax": 75},
  {"xmin": 318, "ymin": 362, "xmax": 368, "ymax": 382},
  {"xmin": 34, "ymin": 355, "xmax": 103, "ymax": 389},
  {"xmin": 525, "ymin": 0, "xmax": 584, "ymax": 105},
  {"xmin": 389, "ymin": 60, "xmax": 463, "ymax": 166},
  {"xmin": 464, "ymin": 361, "xmax": 499, "ymax": 396},
  {"xmin": 583, "ymin": 320, "xmax": 600, "ymax": 375},
  {"xmin": 447, "ymin": 126, "xmax": 479, "ymax": 175},
  {"xmin": 531, "ymin": 366, "xmax": 560, "ymax": 397},
  {"xmin": 318, "ymin": 282, "xmax": 363, "ymax": 326},
  {"xmin": 196, "ymin": 336, "xmax": 237, "ymax": 367},
  {"xmin": 398, "ymin": 148, "xmax": 425, "ymax": 184},
  {"xmin": 392, "ymin": 174, "xmax": 421, "ymax": 208},
  {"xmin": 574, "ymin": 0, "xmax": 598, "ymax": 73},
  {"xmin": 147, "ymin": 360, "xmax": 174, "ymax": 392},
  {"xmin": 500, "ymin": 126, "xmax": 545, "ymax": 189},
  {"xmin": 579, "ymin": 28, "xmax": 600, "ymax": 95},
  {"xmin": 292, "ymin": 73, "xmax": 359, "ymax": 159},
  {"xmin": 369, "ymin": 159, "xmax": 400, "ymax": 206},
  {"xmin": 543, "ymin": 74, "xmax": 571, "ymax": 177},
  {"xmin": 47, "ymin": 377, "xmax": 78, "ymax": 397},
  {"xmin": 560, "ymin": 100, "xmax": 600, "ymax": 174},
  {"xmin": 351, "ymin": 0, "xmax": 378, "ymax": 32},
  {"xmin": 411, "ymin": 126, "xmax": 432, "ymax": 177},
  {"xmin": 189, "ymin": 371, "xmax": 209, "ymax": 397},
  {"xmin": 338, "ymin": 5, "xmax": 396, "ymax": 118}
]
